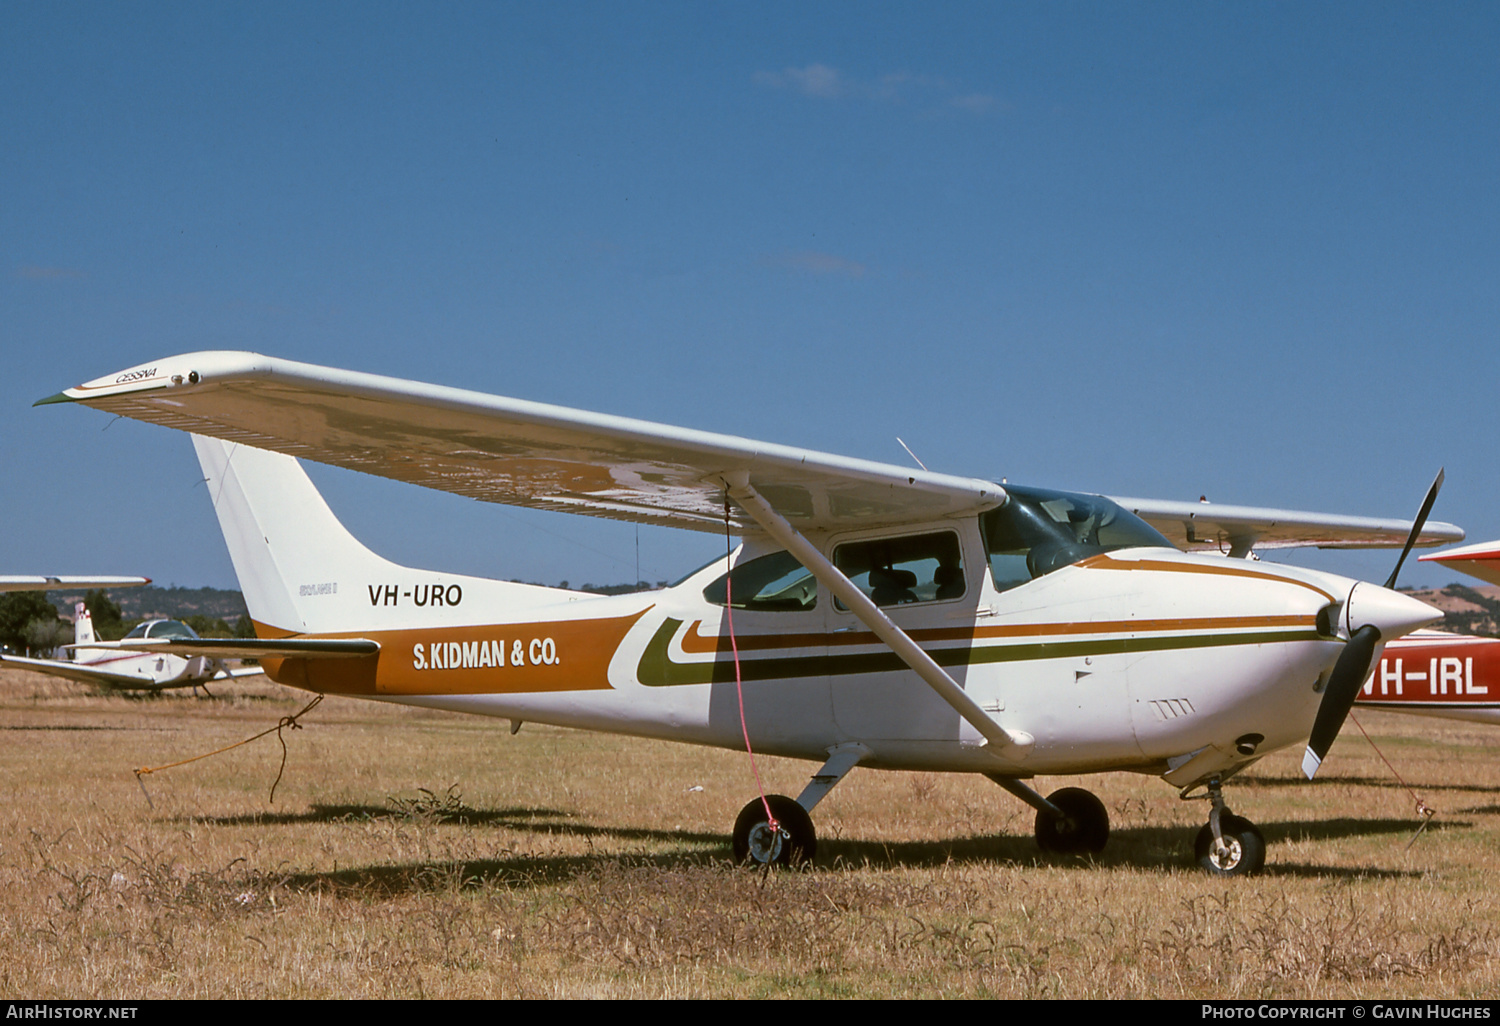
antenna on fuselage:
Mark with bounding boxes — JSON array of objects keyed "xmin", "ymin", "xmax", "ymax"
[{"xmin": 896, "ymin": 437, "xmax": 928, "ymax": 472}]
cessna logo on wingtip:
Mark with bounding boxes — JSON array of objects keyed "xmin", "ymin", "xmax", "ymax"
[
  {"xmin": 368, "ymin": 583, "xmax": 463, "ymax": 607},
  {"xmin": 114, "ymin": 367, "xmax": 158, "ymax": 384}
]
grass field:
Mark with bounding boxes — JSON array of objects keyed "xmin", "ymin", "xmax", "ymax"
[{"xmin": 1, "ymin": 669, "xmax": 1496, "ymax": 999}]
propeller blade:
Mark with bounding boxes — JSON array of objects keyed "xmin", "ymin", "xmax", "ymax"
[
  {"xmin": 1302, "ymin": 624, "xmax": 1381, "ymax": 779},
  {"xmin": 1385, "ymin": 468, "xmax": 1445, "ymax": 590}
]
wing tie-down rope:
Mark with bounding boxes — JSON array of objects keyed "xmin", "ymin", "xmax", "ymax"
[
  {"xmin": 133, "ymin": 694, "xmax": 324, "ymax": 808},
  {"xmin": 1348, "ymin": 712, "xmax": 1436, "ymax": 849},
  {"xmin": 726, "ymin": 496, "xmax": 779, "ymax": 841}
]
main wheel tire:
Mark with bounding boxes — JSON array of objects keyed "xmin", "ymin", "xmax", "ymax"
[
  {"xmin": 1034, "ymin": 787, "xmax": 1109, "ymax": 854},
  {"xmin": 1194, "ymin": 815, "xmax": 1266, "ymax": 876},
  {"xmin": 732, "ymin": 794, "xmax": 816, "ymax": 866}
]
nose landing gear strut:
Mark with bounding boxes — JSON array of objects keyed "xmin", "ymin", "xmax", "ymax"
[{"xmin": 1187, "ymin": 775, "xmax": 1266, "ymax": 876}]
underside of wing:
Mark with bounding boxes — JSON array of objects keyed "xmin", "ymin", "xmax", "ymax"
[
  {"xmin": 1420, "ymin": 538, "xmax": 1500, "ymax": 586},
  {"xmin": 86, "ymin": 638, "xmax": 380, "ymax": 660},
  {"xmin": 42, "ymin": 352, "xmax": 1006, "ymax": 535},
  {"xmin": 1114, "ymin": 496, "xmax": 1465, "ymax": 555},
  {"xmin": 0, "ymin": 654, "xmax": 173, "ymax": 690},
  {"xmin": 0, "ymin": 576, "xmax": 149, "ymax": 592}
]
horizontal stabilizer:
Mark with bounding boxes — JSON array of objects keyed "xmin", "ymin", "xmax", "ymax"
[{"xmin": 70, "ymin": 638, "xmax": 380, "ymax": 660}]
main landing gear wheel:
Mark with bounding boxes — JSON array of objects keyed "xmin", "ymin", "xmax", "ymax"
[
  {"xmin": 1034, "ymin": 787, "xmax": 1109, "ymax": 855},
  {"xmin": 1195, "ymin": 816, "xmax": 1265, "ymax": 877},
  {"xmin": 732, "ymin": 794, "xmax": 816, "ymax": 867}
]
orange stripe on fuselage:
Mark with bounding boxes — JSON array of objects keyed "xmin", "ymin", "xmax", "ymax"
[
  {"xmin": 1079, "ymin": 553, "xmax": 1337, "ymax": 601},
  {"xmin": 677, "ymin": 613, "xmax": 1317, "ymax": 655},
  {"xmin": 252, "ymin": 609, "xmax": 649, "ymax": 696}
]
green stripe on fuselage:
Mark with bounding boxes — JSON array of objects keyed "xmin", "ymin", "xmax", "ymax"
[{"xmin": 635, "ymin": 617, "xmax": 1323, "ymax": 687}]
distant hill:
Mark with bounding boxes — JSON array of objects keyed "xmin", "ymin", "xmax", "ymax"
[
  {"xmin": 39, "ymin": 581, "xmax": 664, "ymax": 623},
  {"xmin": 45, "ymin": 585, "xmax": 249, "ymax": 623},
  {"xmin": 1407, "ymin": 584, "xmax": 1500, "ymax": 638}
]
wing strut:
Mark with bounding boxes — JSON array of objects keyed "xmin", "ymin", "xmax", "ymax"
[{"xmin": 720, "ymin": 473, "xmax": 1034, "ymax": 757}]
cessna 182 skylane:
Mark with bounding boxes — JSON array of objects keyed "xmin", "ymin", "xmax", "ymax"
[
  {"xmin": 0, "ymin": 599, "xmax": 265, "ymax": 691},
  {"xmin": 40, "ymin": 352, "xmax": 1465, "ymax": 875}
]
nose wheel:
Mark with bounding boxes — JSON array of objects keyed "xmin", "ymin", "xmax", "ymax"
[
  {"xmin": 732, "ymin": 794, "xmax": 816, "ymax": 867},
  {"xmin": 1188, "ymin": 776, "xmax": 1266, "ymax": 876},
  {"xmin": 1195, "ymin": 815, "xmax": 1265, "ymax": 876}
]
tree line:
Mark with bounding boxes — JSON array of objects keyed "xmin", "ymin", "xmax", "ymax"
[{"xmin": 0, "ymin": 589, "xmax": 254, "ymax": 656}]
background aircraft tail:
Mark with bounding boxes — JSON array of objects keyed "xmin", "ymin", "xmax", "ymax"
[
  {"xmin": 70, "ymin": 601, "xmax": 110, "ymax": 662},
  {"xmin": 193, "ymin": 435, "xmax": 569, "ymax": 635}
]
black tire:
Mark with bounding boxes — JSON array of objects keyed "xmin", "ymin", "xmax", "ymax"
[
  {"xmin": 1194, "ymin": 815, "xmax": 1266, "ymax": 876},
  {"xmin": 732, "ymin": 794, "xmax": 816, "ymax": 866},
  {"xmin": 1034, "ymin": 787, "xmax": 1109, "ymax": 854}
]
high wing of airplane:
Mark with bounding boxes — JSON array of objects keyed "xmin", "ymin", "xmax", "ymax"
[
  {"xmin": 39, "ymin": 351, "xmax": 1466, "ymax": 875},
  {"xmin": 1352, "ymin": 540, "xmax": 1500, "ymax": 725},
  {"xmin": 1113, "ymin": 497, "xmax": 1465, "ymax": 558},
  {"xmin": 0, "ymin": 601, "xmax": 265, "ymax": 691}
]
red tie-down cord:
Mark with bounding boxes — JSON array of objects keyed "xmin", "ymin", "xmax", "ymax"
[{"xmin": 726, "ymin": 497, "xmax": 778, "ymax": 838}]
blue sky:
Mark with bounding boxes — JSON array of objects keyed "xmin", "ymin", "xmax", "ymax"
[{"xmin": 3, "ymin": 3, "xmax": 1496, "ymax": 591}]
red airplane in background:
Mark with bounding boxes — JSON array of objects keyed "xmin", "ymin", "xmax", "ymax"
[{"xmin": 1357, "ymin": 540, "xmax": 1500, "ymax": 725}]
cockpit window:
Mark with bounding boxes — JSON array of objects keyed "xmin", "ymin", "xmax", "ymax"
[
  {"xmin": 125, "ymin": 620, "xmax": 201, "ymax": 641},
  {"xmin": 980, "ymin": 485, "xmax": 1170, "ymax": 593},
  {"xmin": 703, "ymin": 551, "xmax": 817, "ymax": 612}
]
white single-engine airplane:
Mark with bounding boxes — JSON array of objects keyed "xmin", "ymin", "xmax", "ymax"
[
  {"xmin": 39, "ymin": 352, "xmax": 1465, "ymax": 875},
  {"xmin": 0, "ymin": 599, "xmax": 265, "ymax": 691}
]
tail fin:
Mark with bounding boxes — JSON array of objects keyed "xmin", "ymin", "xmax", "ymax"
[
  {"xmin": 193, "ymin": 436, "xmax": 569, "ymax": 634},
  {"xmin": 70, "ymin": 601, "xmax": 109, "ymax": 662},
  {"xmin": 74, "ymin": 601, "xmax": 96, "ymax": 647}
]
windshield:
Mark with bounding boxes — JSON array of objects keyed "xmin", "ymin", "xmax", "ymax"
[
  {"xmin": 980, "ymin": 485, "xmax": 1171, "ymax": 593},
  {"xmin": 124, "ymin": 620, "xmax": 201, "ymax": 641}
]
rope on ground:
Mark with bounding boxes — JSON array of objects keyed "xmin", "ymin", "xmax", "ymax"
[
  {"xmin": 133, "ymin": 694, "xmax": 325, "ymax": 807},
  {"xmin": 1348, "ymin": 711, "xmax": 1436, "ymax": 849}
]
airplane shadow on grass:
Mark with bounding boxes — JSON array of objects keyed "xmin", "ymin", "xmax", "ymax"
[
  {"xmin": 1241, "ymin": 773, "xmax": 1500, "ymax": 796},
  {"xmin": 236, "ymin": 805, "xmax": 1448, "ymax": 897}
]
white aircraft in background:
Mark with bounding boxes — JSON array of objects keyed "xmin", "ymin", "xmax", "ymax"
[
  {"xmin": 40, "ymin": 352, "xmax": 1464, "ymax": 875},
  {"xmin": 0, "ymin": 600, "xmax": 264, "ymax": 691}
]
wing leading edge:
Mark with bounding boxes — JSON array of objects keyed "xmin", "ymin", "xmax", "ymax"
[{"xmin": 1114, "ymin": 496, "xmax": 1464, "ymax": 555}]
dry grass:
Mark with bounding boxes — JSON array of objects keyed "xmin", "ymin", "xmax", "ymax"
[{"xmin": 1, "ymin": 669, "xmax": 1497, "ymax": 998}]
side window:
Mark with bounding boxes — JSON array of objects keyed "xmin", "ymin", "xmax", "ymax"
[
  {"xmin": 703, "ymin": 551, "xmax": 817, "ymax": 612},
  {"xmin": 832, "ymin": 532, "xmax": 964, "ymax": 609}
]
